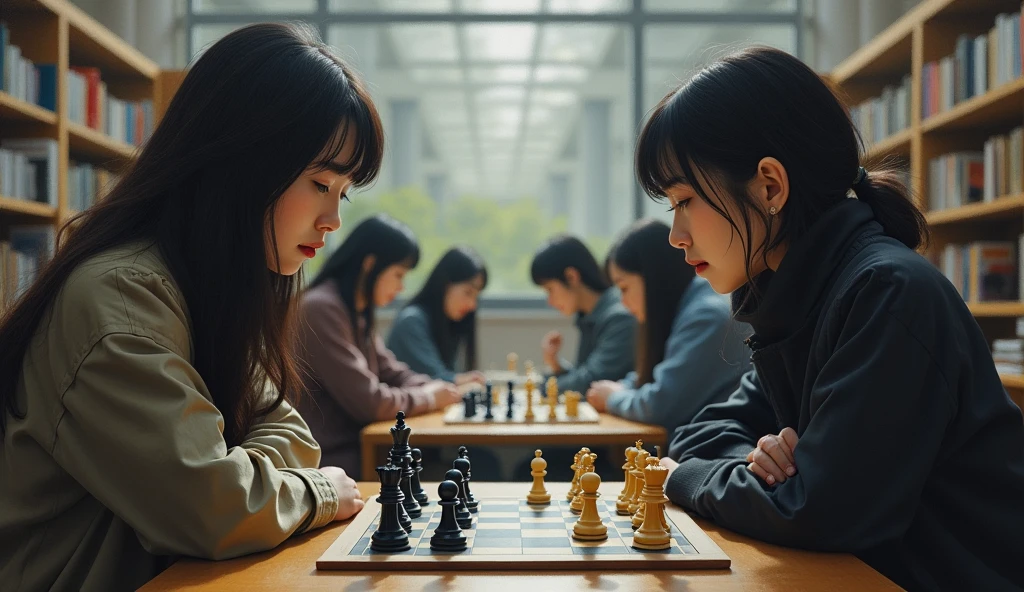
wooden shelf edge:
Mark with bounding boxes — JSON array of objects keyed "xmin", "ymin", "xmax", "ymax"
[
  {"xmin": 926, "ymin": 194, "xmax": 1024, "ymax": 225},
  {"xmin": 0, "ymin": 196, "xmax": 57, "ymax": 217},
  {"xmin": 0, "ymin": 91, "xmax": 58, "ymax": 124},
  {"xmin": 921, "ymin": 77, "xmax": 1024, "ymax": 133},
  {"xmin": 968, "ymin": 301, "xmax": 1024, "ymax": 317},
  {"xmin": 1000, "ymin": 374, "xmax": 1024, "ymax": 389},
  {"xmin": 863, "ymin": 128, "xmax": 913, "ymax": 161},
  {"xmin": 67, "ymin": 122, "xmax": 137, "ymax": 161},
  {"xmin": 830, "ymin": 0, "xmax": 949, "ymax": 84},
  {"xmin": 34, "ymin": 0, "xmax": 159, "ymax": 79}
]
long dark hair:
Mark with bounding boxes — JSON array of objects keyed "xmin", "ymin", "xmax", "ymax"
[
  {"xmin": 636, "ymin": 46, "xmax": 927, "ymax": 297},
  {"xmin": 310, "ymin": 215, "xmax": 420, "ymax": 345},
  {"xmin": 407, "ymin": 246, "xmax": 488, "ymax": 371},
  {"xmin": 530, "ymin": 235, "xmax": 609, "ymax": 292},
  {"xmin": 0, "ymin": 23, "xmax": 384, "ymax": 445},
  {"xmin": 607, "ymin": 219, "xmax": 695, "ymax": 386}
]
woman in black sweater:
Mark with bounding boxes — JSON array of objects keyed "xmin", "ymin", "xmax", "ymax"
[{"xmin": 638, "ymin": 46, "xmax": 1024, "ymax": 591}]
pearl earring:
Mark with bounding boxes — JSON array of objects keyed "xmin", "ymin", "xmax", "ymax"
[{"xmin": 769, "ymin": 206, "xmax": 777, "ymax": 215}]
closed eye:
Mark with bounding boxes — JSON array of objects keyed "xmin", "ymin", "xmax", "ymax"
[{"xmin": 668, "ymin": 198, "xmax": 691, "ymax": 212}]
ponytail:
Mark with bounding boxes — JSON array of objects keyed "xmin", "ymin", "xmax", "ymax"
[{"xmin": 855, "ymin": 161, "xmax": 929, "ymax": 250}]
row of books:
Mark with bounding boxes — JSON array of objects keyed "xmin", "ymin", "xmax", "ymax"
[
  {"xmin": 849, "ymin": 74, "xmax": 911, "ymax": 148},
  {"xmin": 68, "ymin": 162, "xmax": 110, "ymax": 213},
  {"xmin": 993, "ymin": 335, "xmax": 1024, "ymax": 375},
  {"xmin": 937, "ymin": 240, "xmax": 1019, "ymax": 303},
  {"xmin": 927, "ymin": 128, "xmax": 1024, "ymax": 212},
  {"xmin": 0, "ymin": 225, "xmax": 55, "ymax": 308},
  {"xmin": 0, "ymin": 139, "xmax": 58, "ymax": 206},
  {"xmin": 922, "ymin": 8, "xmax": 1023, "ymax": 119},
  {"xmin": 0, "ymin": 23, "xmax": 57, "ymax": 110},
  {"xmin": 66, "ymin": 67, "xmax": 155, "ymax": 147}
]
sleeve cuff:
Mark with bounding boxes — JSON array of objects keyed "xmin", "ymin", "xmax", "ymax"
[
  {"xmin": 604, "ymin": 390, "xmax": 631, "ymax": 418},
  {"xmin": 288, "ymin": 467, "xmax": 339, "ymax": 533},
  {"xmin": 664, "ymin": 456, "xmax": 726, "ymax": 510}
]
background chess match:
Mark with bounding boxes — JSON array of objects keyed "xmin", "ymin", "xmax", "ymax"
[{"xmin": 316, "ymin": 411, "xmax": 731, "ymax": 570}]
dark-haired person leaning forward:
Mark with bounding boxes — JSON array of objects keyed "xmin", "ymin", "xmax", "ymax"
[{"xmin": 530, "ymin": 235, "xmax": 636, "ymax": 393}]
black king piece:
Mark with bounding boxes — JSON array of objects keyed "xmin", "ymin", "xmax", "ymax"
[{"xmin": 389, "ymin": 411, "xmax": 422, "ymax": 519}]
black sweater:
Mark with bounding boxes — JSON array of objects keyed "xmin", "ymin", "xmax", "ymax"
[{"xmin": 665, "ymin": 198, "xmax": 1024, "ymax": 591}]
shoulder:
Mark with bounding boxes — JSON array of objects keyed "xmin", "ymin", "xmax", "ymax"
[
  {"xmin": 53, "ymin": 241, "xmax": 190, "ymax": 358},
  {"xmin": 829, "ymin": 237, "xmax": 968, "ymax": 334},
  {"xmin": 392, "ymin": 304, "xmax": 429, "ymax": 328},
  {"xmin": 300, "ymin": 282, "xmax": 345, "ymax": 318},
  {"xmin": 678, "ymin": 279, "xmax": 733, "ymax": 323}
]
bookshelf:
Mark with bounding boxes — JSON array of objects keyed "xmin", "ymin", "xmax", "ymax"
[
  {"xmin": 832, "ymin": 0, "xmax": 1024, "ymax": 408},
  {"xmin": 0, "ymin": 0, "xmax": 182, "ymax": 305}
]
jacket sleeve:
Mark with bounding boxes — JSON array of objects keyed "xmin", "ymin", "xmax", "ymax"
[
  {"xmin": 386, "ymin": 309, "xmax": 456, "ymax": 383},
  {"xmin": 664, "ymin": 277, "xmax": 957, "ymax": 552},
  {"xmin": 52, "ymin": 272, "xmax": 339, "ymax": 561},
  {"xmin": 299, "ymin": 296, "xmax": 434, "ymax": 424},
  {"xmin": 557, "ymin": 312, "xmax": 636, "ymax": 393},
  {"xmin": 604, "ymin": 299, "xmax": 742, "ymax": 429}
]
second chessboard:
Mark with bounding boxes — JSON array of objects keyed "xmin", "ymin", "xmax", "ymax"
[{"xmin": 442, "ymin": 400, "xmax": 600, "ymax": 424}]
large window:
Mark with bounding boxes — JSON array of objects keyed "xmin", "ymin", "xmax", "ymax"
[{"xmin": 188, "ymin": 0, "xmax": 801, "ymax": 298}]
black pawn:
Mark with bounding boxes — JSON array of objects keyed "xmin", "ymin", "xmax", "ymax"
[
  {"xmin": 506, "ymin": 381, "xmax": 515, "ymax": 419},
  {"xmin": 371, "ymin": 464, "xmax": 410, "ymax": 552},
  {"xmin": 457, "ymin": 446, "xmax": 479, "ymax": 509},
  {"xmin": 411, "ymin": 448, "xmax": 429, "ymax": 506},
  {"xmin": 445, "ymin": 468, "xmax": 473, "ymax": 529},
  {"xmin": 430, "ymin": 480, "xmax": 467, "ymax": 552},
  {"xmin": 399, "ymin": 455, "xmax": 421, "ymax": 519},
  {"xmin": 484, "ymin": 384, "xmax": 494, "ymax": 420},
  {"xmin": 453, "ymin": 457, "xmax": 478, "ymax": 513}
]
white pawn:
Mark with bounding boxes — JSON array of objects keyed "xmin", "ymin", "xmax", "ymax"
[
  {"xmin": 572, "ymin": 472, "xmax": 608, "ymax": 541},
  {"xmin": 526, "ymin": 449, "xmax": 550, "ymax": 504}
]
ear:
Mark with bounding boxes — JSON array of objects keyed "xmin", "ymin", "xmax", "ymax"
[
  {"xmin": 753, "ymin": 157, "xmax": 790, "ymax": 215},
  {"xmin": 563, "ymin": 267, "xmax": 581, "ymax": 288},
  {"xmin": 362, "ymin": 254, "xmax": 376, "ymax": 273}
]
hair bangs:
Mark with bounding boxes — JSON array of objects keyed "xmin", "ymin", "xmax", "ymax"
[{"xmin": 310, "ymin": 91, "xmax": 384, "ymax": 188}]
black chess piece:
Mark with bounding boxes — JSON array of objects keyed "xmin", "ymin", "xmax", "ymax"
[
  {"xmin": 411, "ymin": 447, "xmax": 429, "ymax": 506},
  {"xmin": 371, "ymin": 463, "xmax": 411, "ymax": 552},
  {"xmin": 506, "ymin": 381, "xmax": 515, "ymax": 419},
  {"xmin": 457, "ymin": 446, "xmax": 478, "ymax": 509},
  {"xmin": 429, "ymin": 480, "xmax": 467, "ymax": 552},
  {"xmin": 484, "ymin": 384, "xmax": 494, "ymax": 420},
  {"xmin": 453, "ymin": 457, "xmax": 478, "ymax": 513},
  {"xmin": 445, "ymin": 468, "xmax": 473, "ymax": 529},
  {"xmin": 389, "ymin": 411, "xmax": 421, "ymax": 520},
  {"xmin": 462, "ymin": 392, "xmax": 476, "ymax": 418}
]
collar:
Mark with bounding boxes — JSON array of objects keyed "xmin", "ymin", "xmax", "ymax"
[
  {"xmin": 732, "ymin": 198, "xmax": 880, "ymax": 345},
  {"xmin": 576, "ymin": 288, "xmax": 617, "ymax": 328}
]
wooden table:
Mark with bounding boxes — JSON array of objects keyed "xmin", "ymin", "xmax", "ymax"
[
  {"xmin": 141, "ymin": 482, "xmax": 898, "ymax": 592},
  {"xmin": 359, "ymin": 409, "xmax": 667, "ymax": 480}
]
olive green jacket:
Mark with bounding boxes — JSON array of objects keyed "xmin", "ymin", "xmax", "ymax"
[{"xmin": 0, "ymin": 243, "xmax": 339, "ymax": 591}]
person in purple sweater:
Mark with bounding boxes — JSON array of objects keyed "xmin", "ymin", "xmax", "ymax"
[{"xmin": 296, "ymin": 215, "xmax": 461, "ymax": 476}]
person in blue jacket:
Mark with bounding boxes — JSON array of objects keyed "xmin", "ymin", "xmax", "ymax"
[
  {"xmin": 530, "ymin": 235, "xmax": 636, "ymax": 393},
  {"xmin": 387, "ymin": 246, "xmax": 487, "ymax": 387},
  {"xmin": 639, "ymin": 46, "xmax": 1024, "ymax": 590},
  {"xmin": 585, "ymin": 219, "xmax": 751, "ymax": 431}
]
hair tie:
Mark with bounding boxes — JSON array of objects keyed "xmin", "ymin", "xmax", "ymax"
[{"xmin": 852, "ymin": 166, "xmax": 868, "ymax": 189}]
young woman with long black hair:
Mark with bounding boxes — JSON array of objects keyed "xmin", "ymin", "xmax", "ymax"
[
  {"xmin": 296, "ymin": 215, "xmax": 461, "ymax": 477},
  {"xmin": 387, "ymin": 246, "xmax": 488, "ymax": 386},
  {"xmin": 585, "ymin": 219, "xmax": 750, "ymax": 431},
  {"xmin": 643, "ymin": 46, "xmax": 1024, "ymax": 590},
  {"xmin": 0, "ymin": 23, "xmax": 379, "ymax": 590}
]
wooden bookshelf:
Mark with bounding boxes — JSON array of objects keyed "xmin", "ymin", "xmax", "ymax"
[
  {"xmin": 0, "ymin": 0, "xmax": 178, "ymax": 306},
  {"xmin": 832, "ymin": 0, "xmax": 1024, "ymax": 404}
]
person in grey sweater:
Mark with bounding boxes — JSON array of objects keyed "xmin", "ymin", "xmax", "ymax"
[
  {"xmin": 586, "ymin": 219, "xmax": 751, "ymax": 431},
  {"xmin": 530, "ymin": 235, "xmax": 636, "ymax": 393},
  {"xmin": 387, "ymin": 246, "xmax": 488, "ymax": 386}
]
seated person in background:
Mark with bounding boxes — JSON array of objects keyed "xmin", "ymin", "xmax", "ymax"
[
  {"xmin": 297, "ymin": 215, "xmax": 461, "ymax": 478},
  {"xmin": 530, "ymin": 235, "xmax": 636, "ymax": 393},
  {"xmin": 586, "ymin": 219, "xmax": 751, "ymax": 431},
  {"xmin": 0, "ymin": 24, "xmax": 371, "ymax": 590},
  {"xmin": 644, "ymin": 47, "xmax": 1024, "ymax": 590},
  {"xmin": 387, "ymin": 246, "xmax": 488, "ymax": 387}
]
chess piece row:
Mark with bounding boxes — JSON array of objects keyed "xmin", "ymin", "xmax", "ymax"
[
  {"xmin": 616, "ymin": 441, "xmax": 672, "ymax": 549},
  {"xmin": 522, "ymin": 447, "xmax": 606, "ymax": 541},
  {"xmin": 371, "ymin": 412, "xmax": 482, "ymax": 552}
]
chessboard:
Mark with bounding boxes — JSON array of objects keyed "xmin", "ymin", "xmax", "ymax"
[
  {"xmin": 442, "ymin": 399, "xmax": 600, "ymax": 424},
  {"xmin": 317, "ymin": 484, "xmax": 730, "ymax": 570}
]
